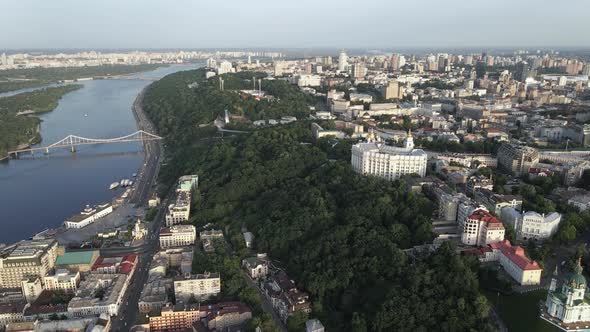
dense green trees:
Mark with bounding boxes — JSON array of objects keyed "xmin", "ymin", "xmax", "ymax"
[
  {"xmin": 0, "ymin": 85, "xmax": 82, "ymax": 157},
  {"xmin": 143, "ymin": 70, "xmax": 497, "ymax": 331},
  {"xmin": 0, "ymin": 64, "xmax": 163, "ymax": 93}
]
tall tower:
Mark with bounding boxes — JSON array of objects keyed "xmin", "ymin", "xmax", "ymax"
[
  {"xmin": 549, "ymin": 266, "xmax": 558, "ymax": 292},
  {"xmin": 404, "ymin": 129, "xmax": 414, "ymax": 150},
  {"xmin": 338, "ymin": 50, "xmax": 348, "ymax": 72}
]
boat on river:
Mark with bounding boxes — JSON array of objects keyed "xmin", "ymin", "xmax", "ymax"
[{"xmin": 109, "ymin": 182, "xmax": 119, "ymax": 190}]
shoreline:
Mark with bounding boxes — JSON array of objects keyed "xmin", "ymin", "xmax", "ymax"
[{"xmin": 129, "ymin": 83, "xmax": 163, "ymax": 205}]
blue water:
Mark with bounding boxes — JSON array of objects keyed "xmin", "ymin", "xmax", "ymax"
[{"xmin": 0, "ymin": 64, "xmax": 200, "ymax": 244}]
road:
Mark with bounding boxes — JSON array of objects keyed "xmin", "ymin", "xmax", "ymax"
[
  {"xmin": 109, "ymin": 84, "xmax": 167, "ymax": 331},
  {"xmin": 242, "ymin": 273, "xmax": 288, "ymax": 332},
  {"xmin": 129, "ymin": 86, "xmax": 161, "ymax": 206}
]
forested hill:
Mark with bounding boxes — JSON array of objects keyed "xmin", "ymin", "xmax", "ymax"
[{"xmin": 143, "ymin": 69, "xmax": 496, "ymax": 332}]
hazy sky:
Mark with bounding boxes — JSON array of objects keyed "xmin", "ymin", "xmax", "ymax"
[{"xmin": 1, "ymin": 0, "xmax": 588, "ymax": 49}]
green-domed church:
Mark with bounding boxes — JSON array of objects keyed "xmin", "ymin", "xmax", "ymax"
[{"xmin": 543, "ymin": 258, "xmax": 590, "ymax": 331}]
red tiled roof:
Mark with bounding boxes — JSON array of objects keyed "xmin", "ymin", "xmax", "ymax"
[
  {"xmin": 490, "ymin": 240, "xmax": 541, "ymax": 271},
  {"xmin": 468, "ymin": 209, "xmax": 502, "ymax": 225}
]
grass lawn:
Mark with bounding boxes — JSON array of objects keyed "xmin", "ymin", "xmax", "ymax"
[{"xmin": 483, "ymin": 290, "xmax": 562, "ymax": 332}]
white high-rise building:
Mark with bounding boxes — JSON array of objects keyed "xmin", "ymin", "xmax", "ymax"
[
  {"xmin": 206, "ymin": 58, "xmax": 217, "ymax": 69},
  {"xmin": 338, "ymin": 51, "xmax": 348, "ymax": 72},
  {"xmin": 217, "ymin": 61, "xmax": 233, "ymax": 75},
  {"xmin": 351, "ymin": 131, "xmax": 427, "ymax": 180}
]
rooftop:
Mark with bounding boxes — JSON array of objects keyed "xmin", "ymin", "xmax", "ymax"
[
  {"xmin": 490, "ymin": 240, "xmax": 541, "ymax": 271},
  {"xmin": 56, "ymin": 250, "xmax": 97, "ymax": 266}
]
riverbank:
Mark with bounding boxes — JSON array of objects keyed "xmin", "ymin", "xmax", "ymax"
[
  {"xmin": 129, "ymin": 84, "xmax": 163, "ymax": 206},
  {"xmin": 0, "ymin": 64, "xmax": 165, "ymax": 93},
  {"xmin": 0, "ymin": 84, "xmax": 83, "ymax": 158}
]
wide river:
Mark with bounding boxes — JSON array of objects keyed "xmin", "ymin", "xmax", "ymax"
[{"xmin": 0, "ymin": 64, "xmax": 199, "ymax": 244}]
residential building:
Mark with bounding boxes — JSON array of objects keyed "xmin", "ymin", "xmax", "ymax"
[
  {"xmin": 174, "ymin": 272, "xmax": 221, "ymax": 303},
  {"xmin": 64, "ymin": 204, "xmax": 113, "ymax": 229},
  {"xmin": 568, "ymin": 195, "xmax": 590, "ymax": 212},
  {"xmin": 43, "ymin": 269, "xmax": 80, "ymax": 293},
  {"xmin": 497, "ymin": 143, "xmax": 539, "ymax": 176},
  {"xmin": 351, "ymin": 131, "xmax": 427, "ymax": 180},
  {"xmin": 21, "ymin": 278, "xmax": 43, "ymax": 304},
  {"xmin": 461, "ymin": 209, "xmax": 505, "ymax": 246},
  {"xmin": 203, "ymin": 302, "xmax": 252, "ymax": 331},
  {"xmin": 149, "ymin": 303, "xmax": 201, "ymax": 332},
  {"xmin": 91, "ymin": 254, "xmax": 137, "ymax": 275},
  {"xmin": 160, "ymin": 225, "xmax": 197, "ymax": 248},
  {"xmin": 67, "ymin": 273, "xmax": 129, "ymax": 317},
  {"xmin": 474, "ymin": 240, "xmax": 542, "ymax": 285},
  {"xmin": 338, "ymin": 51, "xmax": 348, "ymax": 72},
  {"xmin": 165, "ymin": 191, "xmax": 192, "ymax": 226},
  {"xmin": 200, "ymin": 229, "xmax": 224, "ymax": 253},
  {"xmin": 217, "ymin": 61, "xmax": 233, "ymax": 75},
  {"xmin": 166, "ymin": 175, "xmax": 198, "ymax": 226},
  {"xmin": 0, "ymin": 303, "xmax": 26, "ymax": 327},
  {"xmin": 0, "ymin": 239, "xmax": 58, "ymax": 289},
  {"xmin": 381, "ymin": 80, "xmax": 402, "ymax": 100},
  {"xmin": 139, "ymin": 277, "xmax": 172, "ymax": 314},
  {"xmin": 242, "ymin": 254, "xmax": 269, "ymax": 279},
  {"xmin": 262, "ymin": 271, "xmax": 311, "ymax": 322},
  {"xmin": 474, "ymin": 188, "xmax": 523, "ymax": 214},
  {"xmin": 543, "ymin": 259, "xmax": 590, "ymax": 328}
]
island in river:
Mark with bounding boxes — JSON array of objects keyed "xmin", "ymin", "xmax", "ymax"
[
  {"xmin": 0, "ymin": 64, "xmax": 164, "ymax": 93},
  {"xmin": 0, "ymin": 85, "xmax": 83, "ymax": 159}
]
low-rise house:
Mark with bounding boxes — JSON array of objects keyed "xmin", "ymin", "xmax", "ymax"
[
  {"xmin": 203, "ymin": 302, "xmax": 252, "ymax": 331},
  {"xmin": 261, "ymin": 271, "xmax": 311, "ymax": 322},
  {"xmin": 242, "ymin": 254, "xmax": 269, "ymax": 279},
  {"xmin": 91, "ymin": 254, "xmax": 137, "ymax": 275},
  {"xmin": 471, "ymin": 240, "xmax": 542, "ymax": 285},
  {"xmin": 474, "ymin": 188, "xmax": 522, "ymax": 214},
  {"xmin": 568, "ymin": 194, "xmax": 590, "ymax": 211}
]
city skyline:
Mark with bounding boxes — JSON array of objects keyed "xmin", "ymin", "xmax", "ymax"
[{"xmin": 2, "ymin": 0, "xmax": 589, "ymax": 49}]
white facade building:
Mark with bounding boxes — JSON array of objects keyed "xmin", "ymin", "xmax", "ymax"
[
  {"xmin": 461, "ymin": 209, "xmax": 505, "ymax": 246},
  {"xmin": 486, "ymin": 240, "xmax": 542, "ymax": 285},
  {"xmin": 159, "ymin": 225, "xmax": 197, "ymax": 248},
  {"xmin": 43, "ymin": 269, "xmax": 80, "ymax": 293},
  {"xmin": 165, "ymin": 175, "xmax": 198, "ymax": 226},
  {"xmin": 351, "ymin": 131, "xmax": 427, "ymax": 180},
  {"xmin": 64, "ymin": 204, "xmax": 113, "ymax": 229},
  {"xmin": 520, "ymin": 211, "xmax": 561, "ymax": 241},
  {"xmin": 174, "ymin": 272, "xmax": 221, "ymax": 302},
  {"xmin": 338, "ymin": 51, "xmax": 348, "ymax": 72}
]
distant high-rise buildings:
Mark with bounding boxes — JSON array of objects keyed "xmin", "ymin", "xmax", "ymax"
[
  {"xmin": 515, "ymin": 61, "xmax": 531, "ymax": 82},
  {"xmin": 338, "ymin": 51, "xmax": 348, "ymax": 72},
  {"xmin": 390, "ymin": 54, "xmax": 400, "ymax": 71},
  {"xmin": 351, "ymin": 63, "xmax": 366, "ymax": 79}
]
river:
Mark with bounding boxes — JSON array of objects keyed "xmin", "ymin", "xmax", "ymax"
[{"xmin": 0, "ymin": 63, "xmax": 200, "ymax": 244}]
